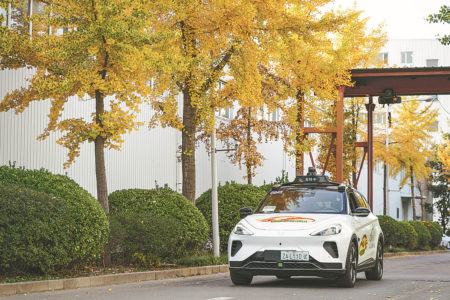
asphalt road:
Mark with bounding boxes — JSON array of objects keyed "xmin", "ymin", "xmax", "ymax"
[{"xmin": 3, "ymin": 253, "xmax": 450, "ymax": 300}]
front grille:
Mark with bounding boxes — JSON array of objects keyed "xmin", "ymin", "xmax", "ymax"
[
  {"xmin": 323, "ymin": 242, "xmax": 339, "ymax": 258},
  {"xmin": 231, "ymin": 241, "xmax": 242, "ymax": 257},
  {"xmin": 246, "ymin": 261, "xmax": 319, "ymax": 270}
]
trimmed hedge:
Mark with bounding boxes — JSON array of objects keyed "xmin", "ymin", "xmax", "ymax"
[
  {"xmin": 109, "ymin": 188, "xmax": 208, "ymax": 257},
  {"xmin": 196, "ymin": 183, "xmax": 267, "ymax": 250},
  {"xmin": 377, "ymin": 215, "xmax": 401, "ymax": 247},
  {"xmin": 0, "ymin": 166, "xmax": 109, "ymax": 268},
  {"xmin": 422, "ymin": 220, "xmax": 442, "ymax": 248},
  {"xmin": 109, "ymin": 211, "xmax": 184, "ymax": 266},
  {"xmin": 408, "ymin": 221, "xmax": 432, "ymax": 250},
  {"xmin": 398, "ymin": 221, "xmax": 418, "ymax": 250},
  {"xmin": 0, "ymin": 184, "xmax": 75, "ymax": 273}
]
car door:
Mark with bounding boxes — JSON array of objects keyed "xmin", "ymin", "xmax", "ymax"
[{"xmin": 347, "ymin": 190, "xmax": 374, "ymax": 265}]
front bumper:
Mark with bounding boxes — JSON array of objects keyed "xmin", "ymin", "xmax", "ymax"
[
  {"xmin": 229, "ymin": 250, "xmax": 344, "ymax": 278},
  {"xmin": 228, "ymin": 226, "xmax": 353, "ymax": 278}
]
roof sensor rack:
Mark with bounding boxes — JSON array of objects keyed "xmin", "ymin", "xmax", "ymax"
[{"xmin": 293, "ymin": 167, "xmax": 330, "ymax": 184}]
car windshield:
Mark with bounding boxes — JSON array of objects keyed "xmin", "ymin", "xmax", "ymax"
[{"xmin": 255, "ymin": 187, "xmax": 346, "ymax": 214}]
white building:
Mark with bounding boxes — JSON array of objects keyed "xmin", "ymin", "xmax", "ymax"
[{"xmin": 368, "ymin": 39, "xmax": 450, "ymax": 220}]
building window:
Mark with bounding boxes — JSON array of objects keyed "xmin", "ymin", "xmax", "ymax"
[
  {"xmin": 218, "ymin": 108, "xmax": 233, "ymax": 119},
  {"xmin": 267, "ymin": 108, "xmax": 280, "ymax": 122},
  {"xmin": 378, "ymin": 52, "xmax": 388, "ymax": 64},
  {"xmin": 426, "ymin": 59, "xmax": 439, "ymax": 67},
  {"xmin": 401, "ymin": 51, "xmax": 413, "ymax": 64},
  {"xmin": 397, "ymin": 208, "xmax": 399, "ymax": 219},
  {"xmin": 428, "ymin": 120, "xmax": 439, "ymax": 132}
]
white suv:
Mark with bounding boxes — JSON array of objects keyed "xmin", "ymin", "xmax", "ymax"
[{"xmin": 228, "ymin": 168, "xmax": 384, "ymax": 288}]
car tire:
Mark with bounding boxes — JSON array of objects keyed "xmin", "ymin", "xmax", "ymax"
[
  {"xmin": 365, "ymin": 239, "xmax": 383, "ymax": 280},
  {"xmin": 276, "ymin": 275, "xmax": 291, "ymax": 280},
  {"xmin": 337, "ymin": 242, "xmax": 357, "ymax": 288},
  {"xmin": 230, "ymin": 270, "xmax": 253, "ymax": 286}
]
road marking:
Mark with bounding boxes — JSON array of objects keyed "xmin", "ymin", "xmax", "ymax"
[{"xmin": 205, "ymin": 297, "xmax": 235, "ymax": 300}]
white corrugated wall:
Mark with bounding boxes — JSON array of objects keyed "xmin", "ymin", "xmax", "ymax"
[{"xmin": 0, "ymin": 68, "xmax": 295, "ymax": 199}]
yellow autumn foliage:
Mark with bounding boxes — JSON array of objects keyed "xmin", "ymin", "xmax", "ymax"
[{"xmin": 0, "ymin": 0, "xmax": 180, "ymax": 168}]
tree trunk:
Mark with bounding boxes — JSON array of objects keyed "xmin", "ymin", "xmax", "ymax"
[
  {"xmin": 95, "ymin": 89, "xmax": 110, "ymax": 266},
  {"xmin": 182, "ymin": 87, "xmax": 197, "ymax": 203},
  {"xmin": 417, "ymin": 181, "xmax": 425, "ymax": 221},
  {"xmin": 295, "ymin": 90, "xmax": 304, "ymax": 176},
  {"xmin": 246, "ymin": 107, "xmax": 252, "ymax": 185},
  {"xmin": 94, "ymin": 90, "xmax": 109, "ymax": 213},
  {"xmin": 410, "ymin": 165, "xmax": 416, "ymax": 220}
]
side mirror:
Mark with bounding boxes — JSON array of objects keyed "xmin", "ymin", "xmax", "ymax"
[
  {"xmin": 239, "ymin": 207, "xmax": 253, "ymax": 218},
  {"xmin": 353, "ymin": 207, "xmax": 370, "ymax": 217}
]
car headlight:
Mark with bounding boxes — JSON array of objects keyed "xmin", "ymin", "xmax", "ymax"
[
  {"xmin": 310, "ymin": 224, "xmax": 342, "ymax": 236},
  {"xmin": 233, "ymin": 222, "xmax": 254, "ymax": 235}
]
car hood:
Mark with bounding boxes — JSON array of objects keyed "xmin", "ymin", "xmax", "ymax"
[{"xmin": 244, "ymin": 213, "xmax": 344, "ymax": 231}]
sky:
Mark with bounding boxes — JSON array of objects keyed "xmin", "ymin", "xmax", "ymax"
[{"xmin": 332, "ymin": 0, "xmax": 449, "ymax": 40}]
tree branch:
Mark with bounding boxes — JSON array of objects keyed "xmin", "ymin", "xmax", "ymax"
[{"xmin": 199, "ymin": 46, "xmax": 235, "ymax": 95}]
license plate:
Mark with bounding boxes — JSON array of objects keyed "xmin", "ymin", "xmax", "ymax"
[{"xmin": 280, "ymin": 250, "xmax": 309, "ymax": 261}]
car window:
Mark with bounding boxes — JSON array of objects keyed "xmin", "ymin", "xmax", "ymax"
[{"xmin": 255, "ymin": 187, "xmax": 346, "ymax": 214}]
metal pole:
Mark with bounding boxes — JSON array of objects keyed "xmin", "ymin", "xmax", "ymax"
[
  {"xmin": 384, "ymin": 105, "xmax": 390, "ymax": 216},
  {"xmin": 28, "ymin": 0, "xmax": 33, "ymax": 37},
  {"xmin": 7, "ymin": 2, "xmax": 12, "ymax": 28},
  {"xmin": 48, "ymin": 4, "xmax": 52, "ymax": 35},
  {"xmin": 366, "ymin": 96, "xmax": 375, "ymax": 211},
  {"xmin": 211, "ymin": 128, "xmax": 220, "ymax": 257}
]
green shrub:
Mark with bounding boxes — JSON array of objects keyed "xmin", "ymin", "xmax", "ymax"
[
  {"xmin": 422, "ymin": 220, "xmax": 442, "ymax": 248},
  {"xmin": 196, "ymin": 183, "xmax": 267, "ymax": 250},
  {"xmin": 398, "ymin": 221, "xmax": 418, "ymax": 250},
  {"xmin": 377, "ymin": 215, "xmax": 401, "ymax": 248},
  {"xmin": 109, "ymin": 188, "xmax": 208, "ymax": 257},
  {"xmin": 174, "ymin": 253, "xmax": 228, "ymax": 267},
  {"xmin": 0, "ymin": 166, "xmax": 109, "ymax": 267},
  {"xmin": 109, "ymin": 211, "xmax": 184, "ymax": 267},
  {"xmin": 408, "ymin": 221, "xmax": 432, "ymax": 250},
  {"xmin": 0, "ymin": 184, "xmax": 76, "ymax": 273}
]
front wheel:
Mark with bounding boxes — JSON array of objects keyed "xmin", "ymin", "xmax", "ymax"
[
  {"xmin": 337, "ymin": 242, "xmax": 357, "ymax": 288},
  {"xmin": 365, "ymin": 240, "xmax": 383, "ymax": 280},
  {"xmin": 230, "ymin": 270, "xmax": 253, "ymax": 286}
]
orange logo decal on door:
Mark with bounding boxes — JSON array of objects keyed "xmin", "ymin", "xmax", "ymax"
[
  {"xmin": 359, "ymin": 235, "xmax": 368, "ymax": 256},
  {"xmin": 257, "ymin": 216, "xmax": 316, "ymax": 223}
]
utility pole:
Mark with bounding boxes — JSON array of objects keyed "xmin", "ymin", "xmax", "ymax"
[
  {"xmin": 7, "ymin": 2, "xmax": 12, "ymax": 28},
  {"xmin": 28, "ymin": 0, "xmax": 33, "ymax": 36},
  {"xmin": 211, "ymin": 128, "xmax": 220, "ymax": 257},
  {"xmin": 384, "ymin": 104, "xmax": 390, "ymax": 216}
]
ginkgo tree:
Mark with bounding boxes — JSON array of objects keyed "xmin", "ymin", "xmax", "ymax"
[
  {"xmin": 429, "ymin": 135, "xmax": 450, "ymax": 232},
  {"xmin": 274, "ymin": 8, "xmax": 385, "ymax": 177},
  {"xmin": 152, "ymin": 0, "xmax": 371, "ymax": 202},
  {"xmin": 0, "ymin": 0, "xmax": 179, "ymax": 214},
  {"xmin": 151, "ymin": 0, "xmax": 338, "ymax": 202},
  {"xmin": 374, "ymin": 101, "xmax": 438, "ymax": 220}
]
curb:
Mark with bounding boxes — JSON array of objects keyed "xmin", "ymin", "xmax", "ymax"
[
  {"xmin": 1, "ymin": 250, "xmax": 448, "ymax": 297},
  {"xmin": 0, "ymin": 264, "xmax": 229, "ymax": 297},
  {"xmin": 384, "ymin": 249, "xmax": 448, "ymax": 258}
]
